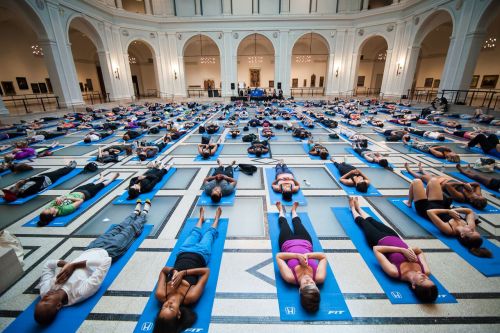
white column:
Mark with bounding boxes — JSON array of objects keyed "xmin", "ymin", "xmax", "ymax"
[
  {"xmin": 280, "ymin": 0, "xmax": 290, "ymax": 13},
  {"xmin": 194, "ymin": 0, "xmax": 202, "ymax": 15},
  {"xmin": 379, "ymin": 48, "xmax": 393, "ymax": 97},
  {"xmin": 362, "ymin": 0, "xmax": 368, "ymax": 10},
  {"xmin": 109, "ymin": 25, "xmax": 133, "ymax": 100},
  {"xmin": 116, "ymin": 0, "xmax": 122, "ymax": 9},
  {"xmin": 252, "ymin": 0, "xmax": 259, "ymax": 14},
  {"xmin": 324, "ymin": 53, "xmax": 335, "ymax": 95},
  {"xmin": 123, "ymin": 52, "xmax": 135, "ymax": 99},
  {"xmin": 310, "ymin": 0, "xmax": 318, "ymax": 13},
  {"xmin": 166, "ymin": 33, "xmax": 184, "ymax": 97},
  {"xmin": 97, "ymin": 50, "xmax": 116, "ymax": 101},
  {"xmin": 400, "ymin": 46, "xmax": 420, "ymax": 96},
  {"xmin": 0, "ymin": 96, "xmax": 8, "ymax": 115},
  {"xmin": 144, "ymin": 0, "xmax": 152, "ymax": 14},
  {"xmin": 158, "ymin": 33, "xmax": 174, "ymax": 98},
  {"xmin": 222, "ymin": 0, "xmax": 232, "ymax": 15},
  {"xmin": 221, "ymin": 31, "xmax": 236, "ymax": 97},
  {"xmin": 277, "ymin": 31, "xmax": 290, "ymax": 96}
]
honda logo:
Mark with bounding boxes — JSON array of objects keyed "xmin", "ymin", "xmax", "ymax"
[
  {"xmin": 391, "ymin": 291, "xmax": 402, "ymax": 299},
  {"xmin": 141, "ymin": 322, "xmax": 153, "ymax": 331},
  {"xmin": 285, "ymin": 306, "xmax": 296, "ymax": 315}
]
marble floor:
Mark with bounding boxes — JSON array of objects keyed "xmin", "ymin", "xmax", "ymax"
[{"xmin": 0, "ymin": 103, "xmax": 499, "ymax": 333}]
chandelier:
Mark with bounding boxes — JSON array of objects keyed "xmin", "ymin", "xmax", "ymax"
[
  {"xmin": 200, "ymin": 56, "xmax": 215, "ymax": 64},
  {"xmin": 129, "ymin": 56, "xmax": 137, "ymax": 64},
  {"xmin": 483, "ymin": 36, "xmax": 496, "ymax": 49},
  {"xmin": 248, "ymin": 56, "xmax": 263, "ymax": 64},
  {"xmin": 377, "ymin": 51, "xmax": 387, "ymax": 61},
  {"xmin": 295, "ymin": 55, "xmax": 311, "ymax": 63},
  {"xmin": 31, "ymin": 44, "xmax": 44, "ymax": 57}
]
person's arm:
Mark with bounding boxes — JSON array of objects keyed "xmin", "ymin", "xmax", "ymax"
[
  {"xmin": 76, "ymin": 257, "xmax": 112, "ymax": 300},
  {"xmin": 197, "ymin": 144, "xmax": 204, "ymax": 155},
  {"xmin": 372, "ymin": 247, "xmax": 400, "ymax": 278},
  {"xmin": 155, "ymin": 266, "xmax": 174, "ymax": 303},
  {"xmin": 275, "ymin": 253, "xmax": 298, "ymax": 284},
  {"xmin": 412, "ymin": 247, "xmax": 431, "ymax": 275},
  {"xmin": 307, "ymin": 253, "xmax": 327, "ymax": 284},
  {"xmin": 340, "ymin": 169, "xmax": 359, "ymax": 180},
  {"xmin": 426, "ymin": 209, "xmax": 454, "ymax": 234},
  {"xmin": 38, "ymin": 259, "xmax": 60, "ymax": 296},
  {"xmin": 183, "ymin": 268, "xmax": 210, "ymax": 304},
  {"xmin": 443, "ymin": 183, "xmax": 465, "ymax": 202},
  {"xmin": 363, "ymin": 152, "xmax": 375, "ymax": 162},
  {"xmin": 429, "ymin": 147, "xmax": 444, "ymax": 158},
  {"xmin": 470, "ymin": 183, "xmax": 482, "ymax": 195}
]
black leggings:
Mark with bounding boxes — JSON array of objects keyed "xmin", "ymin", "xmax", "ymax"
[
  {"xmin": 355, "ymin": 216, "xmax": 398, "ymax": 248},
  {"xmin": 43, "ymin": 166, "xmax": 75, "ymax": 183},
  {"xmin": 278, "ymin": 216, "xmax": 312, "ymax": 249},
  {"xmin": 213, "ymin": 166, "xmax": 234, "ymax": 178},
  {"xmin": 36, "ymin": 131, "xmax": 66, "ymax": 139},
  {"xmin": 408, "ymin": 128, "xmax": 425, "ymax": 136},
  {"xmin": 334, "ymin": 162, "xmax": 356, "ymax": 175},
  {"xmin": 468, "ymin": 134, "xmax": 499, "ymax": 153},
  {"xmin": 73, "ymin": 183, "xmax": 105, "ymax": 200}
]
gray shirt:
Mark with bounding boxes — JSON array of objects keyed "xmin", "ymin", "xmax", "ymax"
[{"xmin": 202, "ymin": 180, "xmax": 235, "ymax": 196}]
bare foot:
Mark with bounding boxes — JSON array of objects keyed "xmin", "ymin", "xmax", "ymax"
[
  {"xmin": 199, "ymin": 206, "xmax": 205, "ymax": 220},
  {"xmin": 111, "ymin": 172, "xmax": 120, "ymax": 180},
  {"xmin": 217, "ymin": 158, "xmax": 222, "ymax": 166},
  {"xmin": 404, "ymin": 162, "xmax": 410, "ymax": 172},
  {"xmin": 418, "ymin": 162, "xmax": 423, "ymax": 173},
  {"xmin": 348, "ymin": 196, "xmax": 355, "ymax": 209},
  {"xmin": 275, "ymin": 201, "xmax": 282, "ymax": 212},
  {"xmin": 456, "ymin": 163, "xmax": 463, "ymax": 171},
  {"xmin": 292, "ymin": 202, "xmax": 299, "ymax": 212},
  {"xmin": 353, "ymin": 196, "xmax": 361, "ymax": 210},
  {"xmin": 215, "ymin": 206, "xmax": 222, "ymax": 219}
]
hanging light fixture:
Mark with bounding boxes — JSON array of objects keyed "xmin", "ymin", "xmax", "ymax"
[
  {"xmin": 295, "ymin": 33, "xmax": 312, "ymax": 64},
  {"xmin": 199, "ymin": 35, "xmax": 215, "ymax": 64},
  {"xmin": 483, "ymin": 36, "xmax": 496, "ymax": 49},
  {"xmin": 376, "ymin": 50, "xmax": 387, "ymax": 61},
  {"xmin": 129, "ymin": 56, "xmax": 137, "ymax": 64},
  {"xmin": 248, "ymin": 34, "xmax": 263, "ymax": 64},
  {"xmin": 31, "ymin": 44, "xmax": 44, "ymax": 57}
]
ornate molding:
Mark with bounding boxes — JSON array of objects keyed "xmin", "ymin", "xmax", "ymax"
[
  {"xmin": 358, "ymin": 29, "xmax": 364, "ymax": 36},
  {"xmin": 121, "ymin": 29, "xmax": 129, "ymax": 37}
]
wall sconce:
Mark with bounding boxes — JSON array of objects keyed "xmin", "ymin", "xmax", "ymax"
[
  {"xmin": 174, "ymin": 71, "xmax": 177, "ymax": 80},
  {"xmin": 396, "ymin": 63, "xmax": 403, "ymax": 76},
  {"xmin": 113, "ymin": 67, "xmax": 120, "ymax": 79},
  {"xmin": 335, "ymin": 68, "xmax": 339, "ymax": 77}
]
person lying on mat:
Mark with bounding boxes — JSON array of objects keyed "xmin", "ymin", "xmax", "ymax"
[
  {"xmin": 272, "ymin": 161, "xmax": 300, "ymax": 202},
  {"xmin": 154, "ymin": 207, "xmax": 222, "ymax": 333},
  {"xmin": 291, "ymin": 127, "xmax": 311, "ymax": 140},
  {"xmin": 405, "ymin": 178, "xmax": 491, "ymax": 258},
  {"xmin": 456, "ymin": 164, "xmax": 499, "ymax": 192},
  {"xmin": 368, "ymin": 117, "xmax": 384, "ymax": 128},
  {"xmin": 34, "ymin": 200, "xmax": 152, "ymax": 325},
  {"xmin": 248, "ymin": 140, "xmax": 269, "ymax": 157},
  {"xmin": 262, "ymin": 127, "xmax": 275, "ymax": 139},
  {"xmin": 38, "ymin": 172, "xmax": 120, "ymax": 226},
  {"xmin": 97, "ymin": 144, "xmax": 133, "ymax": 163},
  {"xmin": 205, "ymin": 122, "xmax": 220, "ymax": 135},
  {"xmin": 3, "ymin": 141, "xmax": 59, "ymax": 163},
  {"xmin": 388, "ymin": 118, "xmax": 411, "ymax": 126},
  {"xmin": 352, "ymin": 142, "xmax": 392, "ymax": 170},
  {"xmin": 402, "ymin": 136, "xmax": 460, "ymax": 163},
  {"xmin": 229, "ymin": 127, "xmax": 240, "ymax": 138},
  {"xmin": 437, "ymin": 120, "xmax": 462, "ymax": 129},
  {"xmin": 347, "ymin": 196, "xmax": 437, "ymax": 302},
  {"xmin": 122, "ymin": 129, "xmax": 145, "ymax": 141},
  {"xmin": 373, "ymin": 127, "xmax": 408, "ymax": 142},
  {"xmin": 0, "ymin": 161, "xmax": 33, "ymax": 174},
  {"xmin": 197, "ymin": 136, "xmax": 220, "ymax": 160},
  {"xmin": 201, "ymin": 159, "xmax": 237, "ymax": 203},
  {"xmin": 1, "ymin": 161, "xmax": 77, "ymax": 202},
  {"xmin": 404, "ymin": 127, "xmax": 445, "ymax": 141},
  {"xmin": 275, "ymin": 201, "xmax": 327, "ymax": 312},
  {"xmin": 306, "ymin": 139, "xmax": 329, "ymax": 160},
  {"xmin": 136, "ymin": 140, "xmax": 169, "ymax": 161},
  {"xmin": 405, "ymin": 163, "xmax": 487, "ymax": 210},
  {"xmin": 26, "ymin": 129, "xmax": 67, "ymax": 141},
  {"xmin": 128, "ymin": 161, "xmax": 172, "ymax": 199},
  {"xmin": 329, "ymin": 157, "xmax": 370, "ymax": 193},
  {"xmin": 83, "ymin": 129, "xmax": 114, "ymax": 144},
  {"xmin": 462, "ymin": 133, "xmax": 499, "ymax": 155}
]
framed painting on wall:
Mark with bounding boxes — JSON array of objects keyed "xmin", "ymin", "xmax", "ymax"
[
  {"xmin": 319, "ymin": 76, "xmax": 324, "ymax": 87},
  {"xmin": 433, "ymin": 79, "xmax": 440, "ymax": 88},
  {"xmin": 357, "ymin": 76, "xmax": 365, "ymax": 87},
  {"xmin": 16, "ymin": 77, "xmax": 28, "ymax": 90},
  {"xmin": 310, "ymin": 74, "xmax": 316, "ymax": 87},
  {"xmin": 269, "ymin": 80, "xmax": 274, "ymax": 88},
  {"xmin": 79, "ymin": 82, "xmax": 84, "ymax": 92},
  {"xmin": 1, "ymin": 81, "xmax": 15, "ymax": 95},
  {"xmin": 424, "ymin": 78, "xmax": 433, "ymax": 88},
  {"xmin": 39, "ymin": 82, "xmax": 48, "ymax": 94},
  {"xmin": 303, "ymin": 79, "xmax": 307, "ymax": 87},
  {"xmin": 86, "ymin": 78, "xmax": 93, "ymax": 91},
  {"xmin": 480, "ymin": 75, "xmax": 499, "ymax": 89},
  {"xmin": 292, "ymin": 78, "xmax": 298, "ymax": 88},
  {"xmin": 45, "ymin": 78, "xmax": 53, "ymax": 93},
  {"xmin": 31, "ymin": 83, "xmax": 40, "ymax": 94},
  {"xmin": 470, "ymin": 75, "xmax": 480, "ymax": 88}
]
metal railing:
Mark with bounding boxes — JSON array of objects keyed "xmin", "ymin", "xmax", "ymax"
[
  {"xmin": 354, "ymin": 87, "xmax": 381, "ymax": 96},
  {"xmin": 81, "ymin": 92, "xmax": 105, "ymax": 104},
  {"xmin": 440, "ymin": 89, "xmax": 499, "ymax": 110},
  {"xmin": 406, "ymin": 89, "xmax": 439, "ymax": 104},
  {"xmin": 290, "ymin": 87, "xmax": 325, "ymax": 97},
  {"xmin": 2, "ymin": 94, "xmax": 60, "ymax": 113},
  {"xmin": 187, "ymin": 89, "xmax": 222, "ymax": 98}
]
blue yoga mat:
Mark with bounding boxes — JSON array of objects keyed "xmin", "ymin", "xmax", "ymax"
[
  {"xmin": 133, "ymin": 217, "xmax": 229, "ymax": 333},
  {"xmin": 390, "ymin": 198, "xmax": 500, "ymax": 277},
  {"xmin": 114, "ymin": 168, "xmax": 176, "ymax": 204},
  {"xmin": 0, "ymin": 168, "xmax": 83, "ymax": 205},
  {"xmin": 302, "ymin": 142, "xmax": 329, "ymax": 160},
  {"xmin": 331, "ymin": 207, "xmax": 456, "ymax": 304},
  {"xmin": 267, "ymin": 212, "xmax": 351, "ymax": 321},
  {"xmin": 469, "ymin": 146, "xmax": 500, "ymax": 159},
  {"xmin": 76, "ymin": 134, "xmax": 115, "ymax": 145},
  {"xmin": 448, "ymin": 171, "xmax": 499, "ymax": 195},
  {"xmin": 408, "ymin": 133, "xmax": 451, "ymax": 143},
  {"xmin": 325, "ymin": 163, "xmax": 381, "ymax": 196},
  {"xmin": 4, "ymin": 224, "xmax": 152, "ymax": 333},
  {"xmin": 23, "ymin": 179, "xmax": 123, "ymax": 227},
  {"xmin": 116, "ymin": 132, "xmax": 147, "ymax": 143},
  {"xmin": 403, "ymin": 144, "xmax": 465, "ymax": 165},
  {"xmin": 344, "ymin": 147, "xmax": 392, "ymax": 169},
  {"xmin": 0, "ymin": 169, "xmax": 11, "ymax": 177},
  {"xmin": 264, "ymin": 168, "xmax": 307, "ymax": 206},
  {"xmin": 129, "ymin": 143, "xmax": 173, "ymax": 162},
  {"xmin": 197, "ymin": 170, "xmax": 239, "ymax": 206},
  {"xmin": 401, "ymin": 170, "xmax": 499, "ymax": 214},
  {"xmin": 194, "ymin": 145, "xmax": 223, "ymax": 162}
]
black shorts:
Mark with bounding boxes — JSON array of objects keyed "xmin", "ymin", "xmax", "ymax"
[
  {"xmin": 487, "ymin": 178, "xmax": 500, "ymax": 192},
  {"xmin": 414, "ymin": 199, "xmax": 449, "ymax": 218}
]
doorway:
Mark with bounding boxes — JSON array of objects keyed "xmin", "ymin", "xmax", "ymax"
[{"xmin": 132, "ymin": 75, "xmax": 140, "ymax": 97}]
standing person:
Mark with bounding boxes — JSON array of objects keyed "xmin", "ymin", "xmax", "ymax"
[
  {"xmin": 34, "ymin": 201, "xmax": 152, "ymax": 325},
  {"xmin": 201, "ymin": 159, "xmax": 237, "ymax": 203}
]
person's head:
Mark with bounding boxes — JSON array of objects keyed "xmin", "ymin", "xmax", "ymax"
[
  {"xmin": 154, "ymin": 302, "xmax": 197, "ymax": 333},
  {"xmin": 34, "ymin": 290, "xmax": 65, "ymax": 325},
  {"xmin": 458, "ymin": 232, "xmax": 492, "ymax": 258},
  {"xmin": 123, "ymin": 134, "xmax": 130, "ymax": 141},
  {"xmin": 378, "ymin": 159, "xmax": 389, "ymax": 168},
  {"xmin": 83, "ymin": 136, "xmax": 91, "ymax": 144},
  {"xmin": 468, "ymin": 196, "xmax": 488, "ymax": 210},
  {"xmin": 282, "ymin": 188, "xmax": 293, "ymax": 202},
  {"xmin": 3, "ymin": 155, "xmax": 14, "ymax": 163},
  {"xmin": 211, "ymin": 187, "xmax": 222, "ymax": 203},
  {"xmin": 202, "ymin": 149, "xmax": 210, "ymax": 159},
  {"xmin": 128, "ymin": 185, "xmax": 140, "ymax": 200},
  {"xmin": 445, "ymin": 152, "xmax": 460, "ymax": 163},
  {"xmin": 437, "ymin": 136, "xmax": 445, "ymax": 142},
  {"xmin": 139, "ymin": 153, "xmax": 147, "ymax": 161},
  {"xmin": 299, "ymin": 275, "xmax": 320, "ymax": 313},
  {"xmin": 38, "ymin": 208, "xmax": 57, "ymax": 226},
  {"xmin": 409, "ymin": 273, "xmax": 438, "ymax": 303},
  {"xmin": 319, "ymin": 151, "xmax": 328, "ymax": 160},
  {"xmin": 355, "ymin": 180, "xmax": 368, "ymax": 193},
  {"xmin": 124, "ymin": 146, "xmax": 133, "ymax": 155},
  {"xmin": 254, "ymin": 147, "xmax": 263, "ymax": 157}
]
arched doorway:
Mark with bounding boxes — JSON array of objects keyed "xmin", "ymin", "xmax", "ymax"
[
  {"xmin": 68, "ymin": 17, "xmax": 109, "ymax": 104},
  {"xmin": 237, "ymin": 33, "xmax": 275, "ymax": 95},
  {"xmin": 183, "ymin": 35, "xmax": 221, "ymax": 98},
  {"xmin": 472, "ymin": 12, "xmax": 500, "ymax": 90},
  {"xmin": 127, "ymin": 40, "xmax": 159, "ymax": 98},
  {"xmin": 355, "ymin": 36, "xmax": 388, "ymax": 97},
  {"xmin": 291, "ymin": 33, "xmax": 329, "ymax": 97}
]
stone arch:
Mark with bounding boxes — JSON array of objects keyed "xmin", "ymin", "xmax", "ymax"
[{"xmin": 126, "ymin": 38, "xmax": 160, "ymax": 98}]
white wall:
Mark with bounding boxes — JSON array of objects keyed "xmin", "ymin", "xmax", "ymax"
[
  {"xmin": 237, "ymin": 55, "xmax": 275, "ymax": 87},
  {"xmin": 130, "ymin": 63, "xmax": 157, "ymax": 95},
  {"xmin": 232, "ymin": 0, "xmax": 253, "ymax": 15},
  {"xmin": 414, "ymin": 55, "xmax": 445, "ymax": 88},
  {"xmin": 74, "ymin": 61, "xmax": 103, "ymax": 94},
  {"xmin": 473, "ymin": 48, "xmax": 500, "ymax": 89},
  {"xmin": 357, "ymin": 60, "xmax": 385, "ymax": 89},
  {"xmin": 290, "ymin": 55, "xmax": 327, "ymax": 87},
  {"xmin": 184, "ymin": 57, "xmax": 221, "ymax": 88}
]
